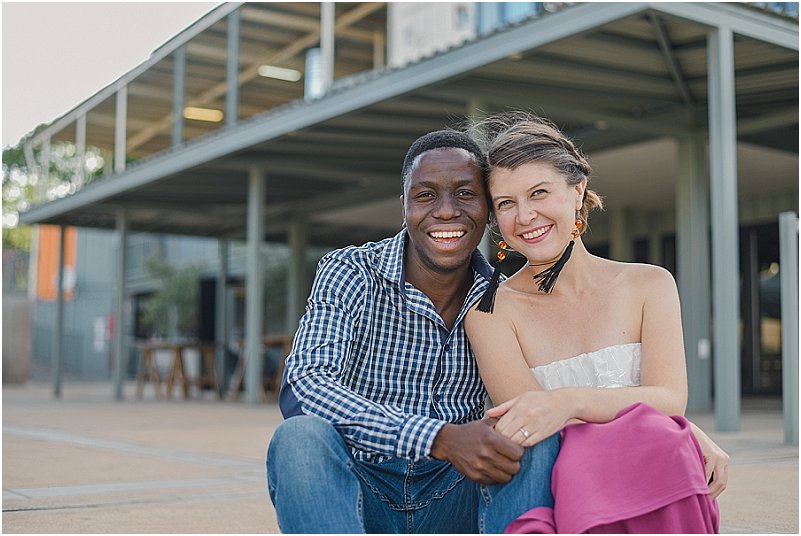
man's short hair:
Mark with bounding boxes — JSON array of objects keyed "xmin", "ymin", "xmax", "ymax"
[{"xmin": 401, "ymin": 130, "xmax": 488, "ymax": 191}]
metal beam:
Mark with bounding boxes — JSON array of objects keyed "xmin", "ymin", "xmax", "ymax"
[
  {"xmin": 648, "ymin": 13, "xmax": 693, "ymax": 106},
  {"xmin": 226, "ymin": 9, "xmax": 241, "ymax": 127},
  {"xmin": 708, "ymin": 27, "xmax": 741, "ymax": 432},
  {"xmin": 650, "ymin": 2, "xmax": 798, "ymax": 51},
  {"xmin": 320, "ymin": 2, "xmax": 335, "ymax": 95},
  {"xmin": 76, "ymin": 114, "xmax": 87, "ymax": 186},
  {"xmin": 738, "ymin": 107, "xmax": 799, "ymax": 135},
  {"xmin": 172, "ymin": 46, "xmax": 186, "ymax": 146},
  {"xmin": 114, "ymin": 85, "xmax": 128, "ymax": 173},
  {"xmin": 124, "ymin": 3, "xmax": 384, "ymax": 154},
  {"xmin": 28, "ymin": 3, "xmax": 242, "ymax": 146}
]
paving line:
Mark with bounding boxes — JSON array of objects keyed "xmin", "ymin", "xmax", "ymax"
[
  {"xmin": 2, "ymin": 475, "xmax": 260, "ymax": 502},
  {"xmin": 3, "ymin": 425, "xmax": 261, "ymax": 471}
]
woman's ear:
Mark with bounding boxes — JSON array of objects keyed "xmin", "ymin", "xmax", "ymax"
[{"xmin": 575, "ymin": 178, "xmax": 587, "ymax": 210}]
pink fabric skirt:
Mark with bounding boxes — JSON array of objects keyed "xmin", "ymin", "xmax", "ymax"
[{"xmin": 505, "ymin": 403, "xmax": 719, "ymax": 534}]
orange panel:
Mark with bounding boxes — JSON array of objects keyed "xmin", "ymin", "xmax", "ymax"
[{"xmin": 36, "ymin": 225, "xmax": 77, "ymax": 301}]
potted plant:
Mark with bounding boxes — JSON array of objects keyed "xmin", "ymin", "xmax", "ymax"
[{"xmin": 141, "ymin": 255, "xmax": 202, "ymax": 382}]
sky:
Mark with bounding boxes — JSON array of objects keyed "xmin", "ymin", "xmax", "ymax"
[{"xmin": 1, "ymin": 2, "xmax": 219, "ymax": 148}]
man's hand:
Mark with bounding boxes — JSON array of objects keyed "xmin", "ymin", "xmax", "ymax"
[{"xmin": 430, "ymin": 419, "xmax": 524, "ymax": 484}]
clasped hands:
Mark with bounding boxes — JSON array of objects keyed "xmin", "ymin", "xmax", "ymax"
[{"xmin": 488, "ymin": 390, "xmax": 571, "ymax": 448}]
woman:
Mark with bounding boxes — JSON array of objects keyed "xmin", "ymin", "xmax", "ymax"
[{"xmin": 465, "ymin": 112, "xmax": 729, "ymax": 533}]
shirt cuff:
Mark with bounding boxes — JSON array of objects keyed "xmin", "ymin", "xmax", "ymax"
[{"xmin": 396, "ymin": 414, "xmax": 447, "ymax": 462}]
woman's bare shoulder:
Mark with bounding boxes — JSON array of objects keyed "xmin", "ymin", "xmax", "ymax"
[{"xmin": 603, "ymin": 259, "xmax": 678, "ymax": 297}]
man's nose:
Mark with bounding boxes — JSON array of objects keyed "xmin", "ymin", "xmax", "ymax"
[{"xmin": 434, "ymin": 196, "xmax": 460, "ymax": 219}]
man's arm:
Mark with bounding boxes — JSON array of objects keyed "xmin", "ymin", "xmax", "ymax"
[{"xmin": 283, "ymin": 253, "xmax": 448, "ymax": 461}]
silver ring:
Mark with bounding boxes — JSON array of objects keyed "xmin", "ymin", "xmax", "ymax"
[{"xmin": 519, "ymin": 428, "xmax": 530, "ymax": 439}]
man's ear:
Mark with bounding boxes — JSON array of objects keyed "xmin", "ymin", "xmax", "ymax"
[{"xmin": 399, "ymin": 194, "xmax": 406, "ymax": 226}]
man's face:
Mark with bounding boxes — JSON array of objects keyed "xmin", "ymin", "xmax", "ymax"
[{"xmin": 402, "ymin": 148, "xmax": 489, "ymax": 275}]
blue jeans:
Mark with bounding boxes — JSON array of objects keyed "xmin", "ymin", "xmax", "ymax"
[{"xmin": 267, "ymin": 415, "xmax": 558, "ymax": 533}]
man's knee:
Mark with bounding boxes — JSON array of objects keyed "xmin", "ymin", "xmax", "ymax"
[
  {"xmin": 269, "ymin": 415, "xmax": 341, "ymax": 464},
  {"xmin": 520, "ymin": 433, "xmax": 560, "ymax": 473}
]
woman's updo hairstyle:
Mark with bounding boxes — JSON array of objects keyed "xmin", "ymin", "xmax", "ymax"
[{"xmin": 474, "ymin": 111, "xmax": 603, "ymax": 233}]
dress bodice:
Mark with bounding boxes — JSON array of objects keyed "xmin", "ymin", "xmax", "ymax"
[{"xmin": 531, "ymin": 343, "xmax": 642, "ymax": 390}]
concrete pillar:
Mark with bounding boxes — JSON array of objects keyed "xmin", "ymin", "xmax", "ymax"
[
  {"xmin": 676, "ymin": 136, "xmax": 712, "ymax": 411},
  {"xmin": 708, "ymin": 27, "xmax": 741, "ymax": 432},
  {"xmin": 245, "ymin": 168, "xmax": 266, "ymax": 404}
]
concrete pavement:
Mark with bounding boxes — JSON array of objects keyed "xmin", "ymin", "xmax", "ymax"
[{"xmin": 2, "ymin": 382, "xmax": 798, "ymax": 533}]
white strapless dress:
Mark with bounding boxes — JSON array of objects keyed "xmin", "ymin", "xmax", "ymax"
[
  {"xmin": 531, "ymin": 342, "xmax": 642, "ymax": 390},
  {"xmin": 509, "ymin": 341, "xmax": 720, "ymax": 533}
]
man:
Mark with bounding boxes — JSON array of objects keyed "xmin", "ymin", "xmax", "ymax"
[{"xmin": 267, "ymin": 130, "xmax": 558, "ymax": 533}]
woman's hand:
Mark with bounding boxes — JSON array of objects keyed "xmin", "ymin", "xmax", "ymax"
[
  {"xmin": 487, "ymin": 390, "xmax": 573, "ymax": 447},
  {"xmin": 689, "ymin": 421, "xmax": 730, "ymax": 499}
]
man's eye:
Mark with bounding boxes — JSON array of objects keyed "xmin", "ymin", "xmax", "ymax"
[{"xmin": 456, "ymin": 190, "xmax": 476, "ymax": 197}]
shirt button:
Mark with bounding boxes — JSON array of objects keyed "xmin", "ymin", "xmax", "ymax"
[
  {"xmin": 433, "ymin": 393, "xmax": 441, "ymax": 402},
  {"xmin": 443, "ymin": 343, "xmax": 450, "ymax": 352}
]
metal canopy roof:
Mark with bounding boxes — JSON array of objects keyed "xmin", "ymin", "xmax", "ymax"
[{"xmin": 20, "ymin": 2, "xmax": 798, "ymax": 247}]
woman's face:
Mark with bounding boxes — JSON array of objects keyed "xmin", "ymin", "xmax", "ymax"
[{"xmin": 489, "ymin": 160, "xmax": 585, "ymax": 264}]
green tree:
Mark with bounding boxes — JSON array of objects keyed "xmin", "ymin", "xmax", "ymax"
[
  {"xmin": 2, "ymin": 143, "xmax": 34, "ymax": 251},
  {"xmin": 140, "ymin": 255, "xmax": 202, "ymax": 339}
]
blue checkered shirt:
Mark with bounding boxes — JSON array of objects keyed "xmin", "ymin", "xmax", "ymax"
[{"xmin": 281, "ymin": 230, "xmax": 493, "ymax": 463}]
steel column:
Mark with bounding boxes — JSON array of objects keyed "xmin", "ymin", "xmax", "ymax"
[
  {"xmin": 708, "ymin": 27, "xmax": 741, "ymax": 432},
  {"xmin": 114, "ymin": 85, "xmax": 127, "ymax": 173},
  {"xmin": 113, "ymin": 210, "xmax": 129, "ymax": 400},
  {"xmin": 245, "ymin": 167, "xmax": 265, "ymax": 404},
  {"xmin": 320, "ymin": 2, "xmax": 335, "ymax": 94},
  {"xmin": 52, "ymin": 225, "xmax": 66, "ymax": 398},
  {"xmin": 172, "ymin": 46, "xmax": 186, "ymax": 146},
  {"xmin": 76, "ymin": 114, "xmax": 87, "ymax": 186},
  {"xmin": 676, "ymin": 136, "xmax": 712, "ymax": 411},
  {"xmin": 226, "ymin": 9, "xmax": 240, "ymax": 127},
  {"xmin": 779, "ymin": 211, "xmax": 799, "ymax": 445}
]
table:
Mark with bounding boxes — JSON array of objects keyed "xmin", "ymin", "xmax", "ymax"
[
  {"xmin": 228, "ymin": 335, "xmax": 293, "ymax": 401},
  {"xmin": 136, "ymin": 340, "xmax": 219, "ymax": 399}
]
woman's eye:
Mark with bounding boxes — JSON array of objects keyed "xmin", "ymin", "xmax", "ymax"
[
  {"xmin": 496, "ymin": 200, "xmax": 512, "ymax": 209},
  {"xmin": 532, "ymin": 189, "xmax": 547, "ymax": 197}
]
